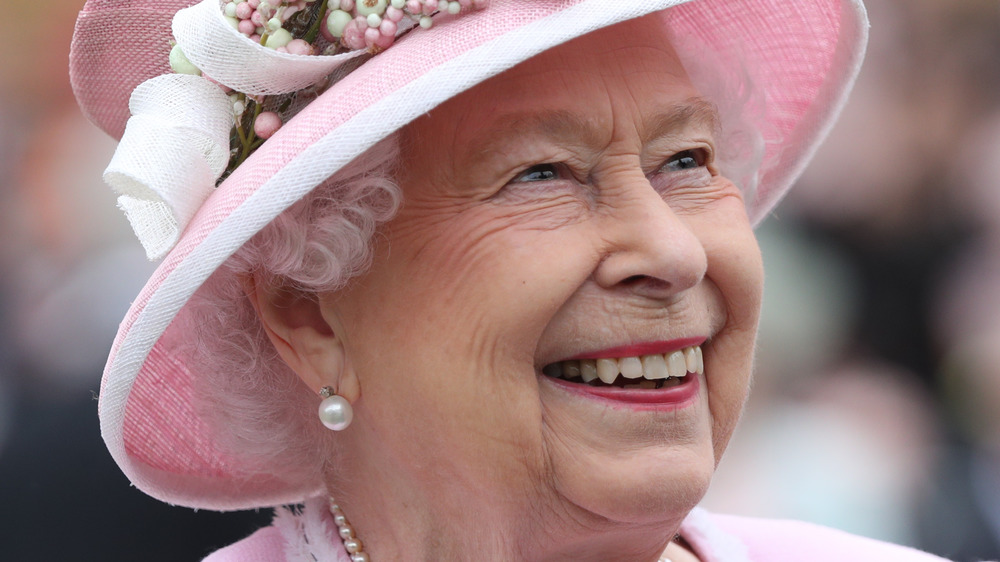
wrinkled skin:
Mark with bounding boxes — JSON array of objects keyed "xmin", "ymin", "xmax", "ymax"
[{"xmin": 258, "ymin": 13, "xmax": 763, "ymax": 562}]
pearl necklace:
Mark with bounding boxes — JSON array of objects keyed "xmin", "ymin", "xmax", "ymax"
[
  {"xmin": 329, "ymin": 498, "xmax": 370, "ymax": 562},
  {"xmin": 329, "ymin": 497, "xmax": 682, "ymax": 562}
]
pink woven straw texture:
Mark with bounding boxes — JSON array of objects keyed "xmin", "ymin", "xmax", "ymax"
[{"xmin": 73, "ymin": 0, "xmax": 868, "ymax": 510}]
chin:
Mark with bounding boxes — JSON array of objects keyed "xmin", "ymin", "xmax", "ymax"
[
  {"xmin": 539, "ymin": 379, "xmax": 718, "ymax": 525},
  {"xmin": 563, "ymin": 445, "xmax": 715, "ymax": 525}
]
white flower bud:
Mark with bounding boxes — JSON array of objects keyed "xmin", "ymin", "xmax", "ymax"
[
  {"xmin": 326, "ymin": 9, "xmax": 353, "ymax": 38},
  {"xmin": 355, "ymin": 0, "xmax": 387, "ymax": 17},
  {"xmin": 265, "ymin": 27, "xmax": 294, "ymax": 48},
  {"xmin": 169, "ymin": 44, "xmax": 201, "ymax": 76}
]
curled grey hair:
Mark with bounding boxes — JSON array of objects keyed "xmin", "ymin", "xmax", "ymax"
[
  {"xmin": 187, "ymin": 135, "xmax": 403, "ymax": 489},
  {"xmin": 185, "ymin": 27, "xmax": 767, "ymax": 493}
]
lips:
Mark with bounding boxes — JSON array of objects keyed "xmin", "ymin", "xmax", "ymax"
[{"xmin": 541, "ymin": 344, "xmax": 704, "ymax": 389}]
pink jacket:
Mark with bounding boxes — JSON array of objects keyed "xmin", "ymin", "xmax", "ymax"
[{"xmin": 205, "ymin": 499, "xmax": 950, "ymax": 561}]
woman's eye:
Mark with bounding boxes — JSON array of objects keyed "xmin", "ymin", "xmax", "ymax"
[
  {"xmin": 512, "ymin": 163, "xmax": 560, "ymax": 183},
  {"xmin": 662, "ymin": 149, "xmax": 707, "ymax": 172}
]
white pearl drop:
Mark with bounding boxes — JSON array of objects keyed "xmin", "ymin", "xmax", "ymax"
[{"xmin": 318, "ymin": 394, "xmax": 353, "ymax": 430}]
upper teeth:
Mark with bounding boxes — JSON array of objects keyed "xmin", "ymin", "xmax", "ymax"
[{"xmin": 543, "ymin": 345, "xmax": 704, "ymax": 383}]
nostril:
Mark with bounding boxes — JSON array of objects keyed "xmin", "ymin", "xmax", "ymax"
[
  {"xmin": 618, "ymin": 274, "xmax": 673, "ymax": 296},
  {"xmin": 620, "ymin": 275, "xmax": 670, "ymax": 293}
]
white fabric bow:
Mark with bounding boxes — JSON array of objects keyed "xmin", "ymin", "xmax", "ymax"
[{"xmin": 104, "ymin": 0, "xmax": 364, "ymax": 260}]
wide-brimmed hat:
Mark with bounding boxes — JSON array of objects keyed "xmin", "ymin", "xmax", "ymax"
[{"xmin": 72, "ymin": 0, "xmax": 868, "ymax": 511}]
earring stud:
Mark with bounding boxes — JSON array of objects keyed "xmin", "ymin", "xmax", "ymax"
[{"xmin": 318, "ymin": 386, "xmax": 353, "ymax": 431}]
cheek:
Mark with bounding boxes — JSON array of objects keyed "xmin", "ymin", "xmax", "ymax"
[
  {"xmin": 692, "ymin": 207, "xmax": 763, "ymax": 459},
  {"xmin": 386, "ymin": 208, "xmax": 595, "ymax": 347},
  {"xmin": 335, "ymin": 206, "xmax": 599, "ymax": 431},
  {"xmin": 332, "ymin": 212, "xmax": 606, "ymax": 493}
]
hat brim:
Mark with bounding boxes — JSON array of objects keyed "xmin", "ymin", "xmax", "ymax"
[{"xmin": 77, "ymin": 0, "xmax": 869, "ymax": 510}]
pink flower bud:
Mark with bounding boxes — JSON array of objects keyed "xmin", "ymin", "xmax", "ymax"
[
  {"xmin": 386, "ymin": 6, "xmax": 404, "ymax": 22},
  {"xmin": 254, "ymin": 111, "xmax": 282, "ymax": 139},
  {"xmin": 342, "ymin": 23, "xmax": 366, "ymax": 49},
  {"xmin": 374, "ymin": 31, "xmax": 395, "ymax": 48},
  {"xmin": 285, "ymin": 39, "xmax": 314, "ymax": 56},
  {"xmin": 238, "ymin": 19, "xmax": 256, "ymax": 36},
  {"xmin": 236, "ymin": 2, "xmax": 253, "ymax": 19}
]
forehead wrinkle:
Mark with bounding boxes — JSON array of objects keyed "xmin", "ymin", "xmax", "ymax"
[
  {"xmin": 466, "ymin": 110, "xmax": 608, "ymax": 164},
  {"xmin": 466, "ymin": 96, "xmax": 718, "ymax": 165}
]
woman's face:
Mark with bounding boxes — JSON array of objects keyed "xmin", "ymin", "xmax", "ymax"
[{"xmin": 321, "ymin": 15, "xmax": 763, "ymax": 543}]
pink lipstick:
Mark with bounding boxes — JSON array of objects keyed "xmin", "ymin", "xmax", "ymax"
[{"xmin": 544, "ymin": 373, "xmax": 700, "ymax": 410}]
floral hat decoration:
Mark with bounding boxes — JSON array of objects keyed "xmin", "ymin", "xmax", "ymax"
[{"xmin": 70, "ymin": 0, "xmax": 868, "ymax": 510}]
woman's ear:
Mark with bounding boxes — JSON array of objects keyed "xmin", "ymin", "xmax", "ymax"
[{"xmin": 242, "ymin": 274, "xmax": 359, "ymax": 402}]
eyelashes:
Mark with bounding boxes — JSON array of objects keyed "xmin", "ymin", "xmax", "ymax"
[
  {"xmin": 505, "ymin": 148, "xmax": 713, "ymax": 188},
  {"xmin": 660, "ymin": 149, "xmax": 708, "ymax": 173},
  {"xmin": 511, "ymin": 163, "xmax": 562, "ymax": 184}
]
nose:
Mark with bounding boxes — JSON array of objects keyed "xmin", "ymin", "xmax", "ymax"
[{"xmin": 593, "ymin": 180, "xmax": 708, "ymax": 300}]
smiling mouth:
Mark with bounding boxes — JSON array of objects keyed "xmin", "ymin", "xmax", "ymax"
[{"xmin": 541, "ymin": 345, "xmax": 704, "ymax": 389}]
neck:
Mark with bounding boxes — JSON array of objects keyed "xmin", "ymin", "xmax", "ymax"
[
  {"xmin": 327, "ymin": 468, "xmax": 683, "ymax": 561},
  {"xmin": 326, "ymin": 423, "xmax": 691, "ymax": 561}
]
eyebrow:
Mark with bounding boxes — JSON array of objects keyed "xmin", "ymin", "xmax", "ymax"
[
  {"xmin": 644, "ymin": 96, "xmax": 721, "ymax": 141},
  {"xmin": 465, "ymin": 96, "xmax": 721, "ymax": 159}
]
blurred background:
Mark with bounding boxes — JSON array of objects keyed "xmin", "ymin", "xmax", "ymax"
[{"xmin": 1, "ymin": 0, "xmax": 999, "ymax": 560}]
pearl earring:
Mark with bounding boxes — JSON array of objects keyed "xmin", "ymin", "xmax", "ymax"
[{"xmin": 318, "ymin": 386, "xmax": 353, "ymax": 431}]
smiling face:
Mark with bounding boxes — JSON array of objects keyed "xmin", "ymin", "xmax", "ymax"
[{"xmin": 317, "ymin": 14, "xmax": 763, "ymax": 559}]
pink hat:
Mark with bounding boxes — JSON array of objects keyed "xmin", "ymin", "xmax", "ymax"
[{"xmin": 71, "ymin": 0, "xmax": 869, "ymax": 511}]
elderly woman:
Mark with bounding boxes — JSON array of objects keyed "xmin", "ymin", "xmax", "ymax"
[{"xmin": 71, "ymin": 0, "xmax": 950, "ymax": 560}]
